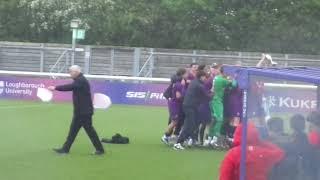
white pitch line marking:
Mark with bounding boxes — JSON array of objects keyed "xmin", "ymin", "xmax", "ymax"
[{"xmin": 0, "ymin": 104, "xmax": 52, "ymax": 109}]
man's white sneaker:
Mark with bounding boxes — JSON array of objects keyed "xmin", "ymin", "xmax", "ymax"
[
  {"xmin": 203, "ymin": 140, "xmax": 210, "ymax": 147},
  {"xmin": 187, "ymin": 138, "xmax": 193, "ymax": 147},
  {"xmin": 210, "ymin": 136, "xmax": 219, "ymax": 147},
  {"xmin": 204, "ymin": 136, "xmax": 213, "ymax": 147},
  {"xmin": 173, "ymin": 143, "xmax": 185, "ymax": 150}
]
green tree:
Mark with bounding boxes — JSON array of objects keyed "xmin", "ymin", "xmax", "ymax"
[{"xmin": 0, "ymin": 0, "xmax": 319, "ymax": 54}]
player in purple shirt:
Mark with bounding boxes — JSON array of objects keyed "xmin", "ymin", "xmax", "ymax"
[
  {"xmin": 222, "ymin": 63, "xmax": 242, "ymax": 140},
  {"xmin": 198, "ymin": 63, "xmax": 222, "ymax": 146},
  {"xmin": 196, "ymin": 64, "xmax": 215, "ymax": 145},
  {"xmin": 224, "ymin": 86, "xmax": 242, "ymax": 139},
  {"xmin": 161, "ymin": 68, "xmax": 187, "ymax": 144},
  {"xmin": 186, "ymin": 63, "xmax": 198, "ymax": 87}
]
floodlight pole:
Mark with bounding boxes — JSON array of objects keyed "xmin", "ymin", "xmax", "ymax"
[
  {"xmin": 70, "ymin": 19, "xmax": 81, "ymax": 65},
  {"xmin": 71, "ymin": 29, "xmax": 77, "ymax": 65}
]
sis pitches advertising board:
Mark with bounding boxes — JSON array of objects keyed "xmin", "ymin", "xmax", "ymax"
[{"xmin": 0, "ymin": 75, "xmax": 316, "ymax": 113}]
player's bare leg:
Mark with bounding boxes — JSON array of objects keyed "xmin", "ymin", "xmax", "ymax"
[{"xmin": 162, "ymin": 121, "xmax": 177, "ymax": 145}]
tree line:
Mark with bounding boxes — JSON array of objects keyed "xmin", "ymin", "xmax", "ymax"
[{"xmin": 1, "ymin": 0, "xmax": 319, "ymax": 54}]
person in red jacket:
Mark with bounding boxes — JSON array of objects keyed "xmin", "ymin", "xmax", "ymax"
[
  {"xmin": 307, "ymin": 111, "xmax": 320, "ymax": 149},
  {"xmin": 219, "ymin": 122, "xmax": 284, "ymax": 180}
]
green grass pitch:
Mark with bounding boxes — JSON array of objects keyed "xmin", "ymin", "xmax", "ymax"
[{"xmin": 0, "ymin": 100, "xmax": 224, "ymax": 180}]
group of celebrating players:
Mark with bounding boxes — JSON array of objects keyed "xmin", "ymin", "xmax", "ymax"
[
  {"xmin": 161, "ymin": 54, "xmax": 279, "ymax": 150},
  {"xmin": 161, "ymin": 62, "xmax": 241, "ymax": 150},
  {"xmin": 159, "ymin": 55, "xmax": 320, "ymax": 179}
]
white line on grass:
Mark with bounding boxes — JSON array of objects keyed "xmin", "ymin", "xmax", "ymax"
[{"xmin": 0, "ymin": 104, "xmax": 52, "ymax": 109}]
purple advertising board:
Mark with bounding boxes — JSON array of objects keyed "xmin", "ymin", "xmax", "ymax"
[
  {"xmin": 264, "ymin": 86, "xmax": 317, "ymax": 113},
  {"xmin": 0, "ymin": 76, "xmax": 72, "ymax": 101},
  {"xmin": 0, "ymin": 75, "xmax": 317, "ymax": 113},
  {"xmin": 103, "ymin": 82, "xmax": 167, "ymax": 106},
  {"xmin": 0, "ymin": 76, "xmax": 168, "ymax": 106}
]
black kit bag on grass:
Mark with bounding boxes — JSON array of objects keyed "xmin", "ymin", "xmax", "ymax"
[{"xmin": 101, "ymin": 134, "xmax": 129, "ymax": 144}]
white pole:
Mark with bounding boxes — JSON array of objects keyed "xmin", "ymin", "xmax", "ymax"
[{"xmin": 71, "ymin": 29, "xmax": 77, "ymax": 65}]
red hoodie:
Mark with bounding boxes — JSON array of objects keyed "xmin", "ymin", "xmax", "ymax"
[
  {"xmin": 308, "ymin": 130, "xmax": 320, "ymax": 149},
  {"xmin": 219, "ymin": 123, "xmax": 284, "ymax": 180}
]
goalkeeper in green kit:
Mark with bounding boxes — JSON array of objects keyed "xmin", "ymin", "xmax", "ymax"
[{"xmin": 206, "ymin": 66, "xmax": 237, "ymax": 148}]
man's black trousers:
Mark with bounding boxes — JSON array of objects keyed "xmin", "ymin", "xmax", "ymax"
[
  {"xmin": 62, "ymin": 114, "xmax": 104, "ymax": 152},
  {"xmin": 177, "ymin": 106, "xmax": 198, "ymax": 144}
]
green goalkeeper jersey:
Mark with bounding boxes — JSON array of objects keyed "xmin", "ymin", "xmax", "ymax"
[{"xmin": 212, "ymin": 75, "xmax": 232, "ymax": 102}]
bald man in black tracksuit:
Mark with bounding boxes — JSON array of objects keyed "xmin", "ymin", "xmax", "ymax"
[{"xmin": 50, "ymin": 67, "xmax": 104, "ymax": 155}]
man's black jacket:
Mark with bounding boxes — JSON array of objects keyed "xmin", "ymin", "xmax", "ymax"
[
  {"xmin": 55, "ymin": 73, "xmax": 93, "ymax": 116},
  {"xmin": 183, "ymin": 78, "xmax": 211, "ymax": 108}
]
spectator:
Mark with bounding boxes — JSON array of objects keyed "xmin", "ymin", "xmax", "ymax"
[
  {"xmin": 307, "ymin": 111, "xmax": 320, "ymax": 149},
  {"xmin": 219, "ymin": 122, "xmax": 284, "ymax": 180},
  {"xmin": 269, "ymin": 114, "xmax": 316, "ymax": 180},
  {"xmin": 306, "ymin": 112, "xmax": 320, "ymax": 179},
  {"xmin": 267, "ymin": 117, "xmax": 289, "ymax": 147}
]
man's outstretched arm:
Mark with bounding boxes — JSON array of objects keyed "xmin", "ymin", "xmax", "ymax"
[{"xmin": 48, "ymin": 80, "xmax": 81, "ymax": 92}]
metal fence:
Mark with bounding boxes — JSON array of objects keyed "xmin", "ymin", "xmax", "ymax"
[{"xmin": 0, "ymin": 41, "xmax": 320, "ymax": 78}]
